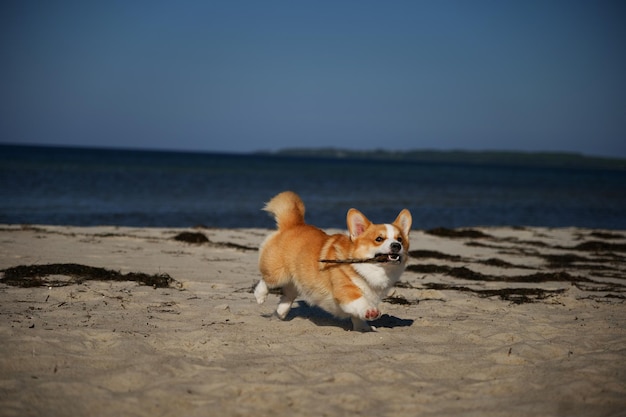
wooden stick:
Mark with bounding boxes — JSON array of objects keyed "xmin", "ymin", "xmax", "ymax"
[{"xmin": 319, "ymin": 254, "xmax": 391, "ymax": 264}]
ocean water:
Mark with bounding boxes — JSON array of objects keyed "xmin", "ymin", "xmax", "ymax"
[{"xmin": 1, "ymin": 145, "xmax": 625, "ymax": 230}]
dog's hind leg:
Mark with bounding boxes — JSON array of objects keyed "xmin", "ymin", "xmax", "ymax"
[
  {"xmin": 275, "ymin": 282, "xmax": 298, "ymax": 320},
  {"xmin": 254, "ymin": 279, "xmax": 269, "ymax": 304}
]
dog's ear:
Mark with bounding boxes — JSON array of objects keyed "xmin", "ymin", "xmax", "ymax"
[
  {"xmin": 393, "ymin": 209, "xmax": 412, "ymax": 237},
  {"xmin": 347, "ymin": 208, "xmax": 371, "ymax": 239}
]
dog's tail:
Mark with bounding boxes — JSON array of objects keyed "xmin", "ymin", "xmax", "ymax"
[{"xmin": 263, "ymin": 191, "xmax": 306, "ymax": 230}]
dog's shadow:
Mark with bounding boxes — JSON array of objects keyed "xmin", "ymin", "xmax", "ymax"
[{"xmin": 266, "ymin": 301, "xmax": 414, "ymax": 331}]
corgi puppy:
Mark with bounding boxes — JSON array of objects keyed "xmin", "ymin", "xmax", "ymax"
[{"xmin": 255, "ymin": 191, "xmax": 412, "ymax": 331}]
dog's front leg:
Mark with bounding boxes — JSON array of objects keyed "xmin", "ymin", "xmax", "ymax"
[{"xmin": 342, "ymin": 296, "xmax": 381, "ymax": 332}]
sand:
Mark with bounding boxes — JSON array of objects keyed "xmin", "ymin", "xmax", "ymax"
[{"xmin": 1, "ymin": 224, "xmax": 625, "ymax": 417}]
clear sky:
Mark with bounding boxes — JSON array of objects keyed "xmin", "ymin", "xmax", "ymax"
[{"xmin": 2, "ymin": 1, "xmax": 625, "ymax": 157}]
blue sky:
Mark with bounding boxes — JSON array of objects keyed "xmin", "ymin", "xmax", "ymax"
[{"xmin": 2, "ymin": 1, "xmax": 625, "ymax": 157}]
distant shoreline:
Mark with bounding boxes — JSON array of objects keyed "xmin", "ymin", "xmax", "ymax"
[
  {"xmin": 2, "ymin": 143, "xmax": 626, "ymax": 170},
  {"xmin": 257, "ymin": 147, "xmax": 626, "ymax": 170}
]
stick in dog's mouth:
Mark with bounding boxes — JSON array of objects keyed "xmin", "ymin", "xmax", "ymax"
[
  {"xmin": 319, "ymin": 253, "xmax": 401, "ymax": 264},
  {"xmin": 375, "ymin": 253, "xmax": 402, "ymax": 263}
]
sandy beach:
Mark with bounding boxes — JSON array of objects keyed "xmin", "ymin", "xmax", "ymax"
[{"xmin": 1, "ymin": 224, "xmax": 625, "ymax": 416}]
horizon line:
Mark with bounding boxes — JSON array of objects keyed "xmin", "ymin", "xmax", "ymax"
[{"xmin": 2, "ymin": 142, "xmax": 626, "ymax": 165}]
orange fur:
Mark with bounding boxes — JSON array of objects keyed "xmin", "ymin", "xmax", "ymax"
[{"xmin": 256, "ymin": 191, "xmax": 412, "ymax": 331}]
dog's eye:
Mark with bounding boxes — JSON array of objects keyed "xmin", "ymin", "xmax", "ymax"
[
  {"xmin": 397, "ymin": 237, "xmax": 403, "ymax": 243},
  {"xmin": 375, "ymin": 236, "xmax": 384, "ymax": 243}
]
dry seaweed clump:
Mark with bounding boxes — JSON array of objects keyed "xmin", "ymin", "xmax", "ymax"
[
  {"xmin": 0, "ymin": 263, "xmax": 180, "ymax": 288},
  {"xmin": 421, "ymin": 283, "xmax": 567, "ymax": 304},
  {"xmin": 173, "ymin": 232, "xmax": 210, "ymax": 244},
  {"xmin": 425, "ymin": 227, "xmax": 491, "ymax": 239}
]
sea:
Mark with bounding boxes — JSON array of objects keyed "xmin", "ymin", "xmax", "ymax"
[{"xmin": 1, "ymin": 144, "xmax": 625, "ymax": 230}]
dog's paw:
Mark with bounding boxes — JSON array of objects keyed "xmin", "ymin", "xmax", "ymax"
[
  {"xmin": 364, "ymin": 307, "xmax": 381, "ymax": 321},
  {"xmin": 342, "ymin": 298, "xmax": 382, "ymax": 323}
]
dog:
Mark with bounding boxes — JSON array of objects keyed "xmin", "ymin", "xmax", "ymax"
[{"xmin": 255, "ymin": 191, "xmax": 412, "ymax": 331}]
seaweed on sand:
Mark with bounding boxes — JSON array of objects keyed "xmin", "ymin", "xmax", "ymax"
[
  {"xmin": 0, "ymin": 263, "xmax": 180, "ymax": 288},
  {"xmin": 173, "ymin": 231, "xmax": 257, "ymax": 251},
  {"xmin": 409, "ymin": 250, "xmax": 463, "ymax": 261},
  {"xmin": 406, "ymin": 264, "xmax": 599, "ymax": 285},
  {"xmin": 173, "ymin": 232, "xmax": 210, "ymax": 244},
  {"xmin": 571, "ymin": 241, "xmax": 626, "ymax": 253},
  {"xmin": 422, "ymin": 283, "xmax": 567, "ymax": 304},
  {"xmin": 425, "ymin": 227, "xmax": 491, "ymax": 239},
  {"xmin": 383, "ymin": 293, "xmax": 416, "ymax": 305}
]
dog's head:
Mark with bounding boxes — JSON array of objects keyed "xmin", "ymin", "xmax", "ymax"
[{"xmin": 346, "ymin": 208, "xmax": 412, "ymax": 267}]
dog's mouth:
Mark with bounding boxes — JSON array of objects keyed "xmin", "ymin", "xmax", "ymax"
[{"xmin": 374, "ymin": 253, "xmax": 402, "ymax": 264}]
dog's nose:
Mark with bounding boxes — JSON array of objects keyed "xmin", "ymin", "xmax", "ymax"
[{"xmin": 390, "ymin": 242, "xmax": 401, "ymax": 252}]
